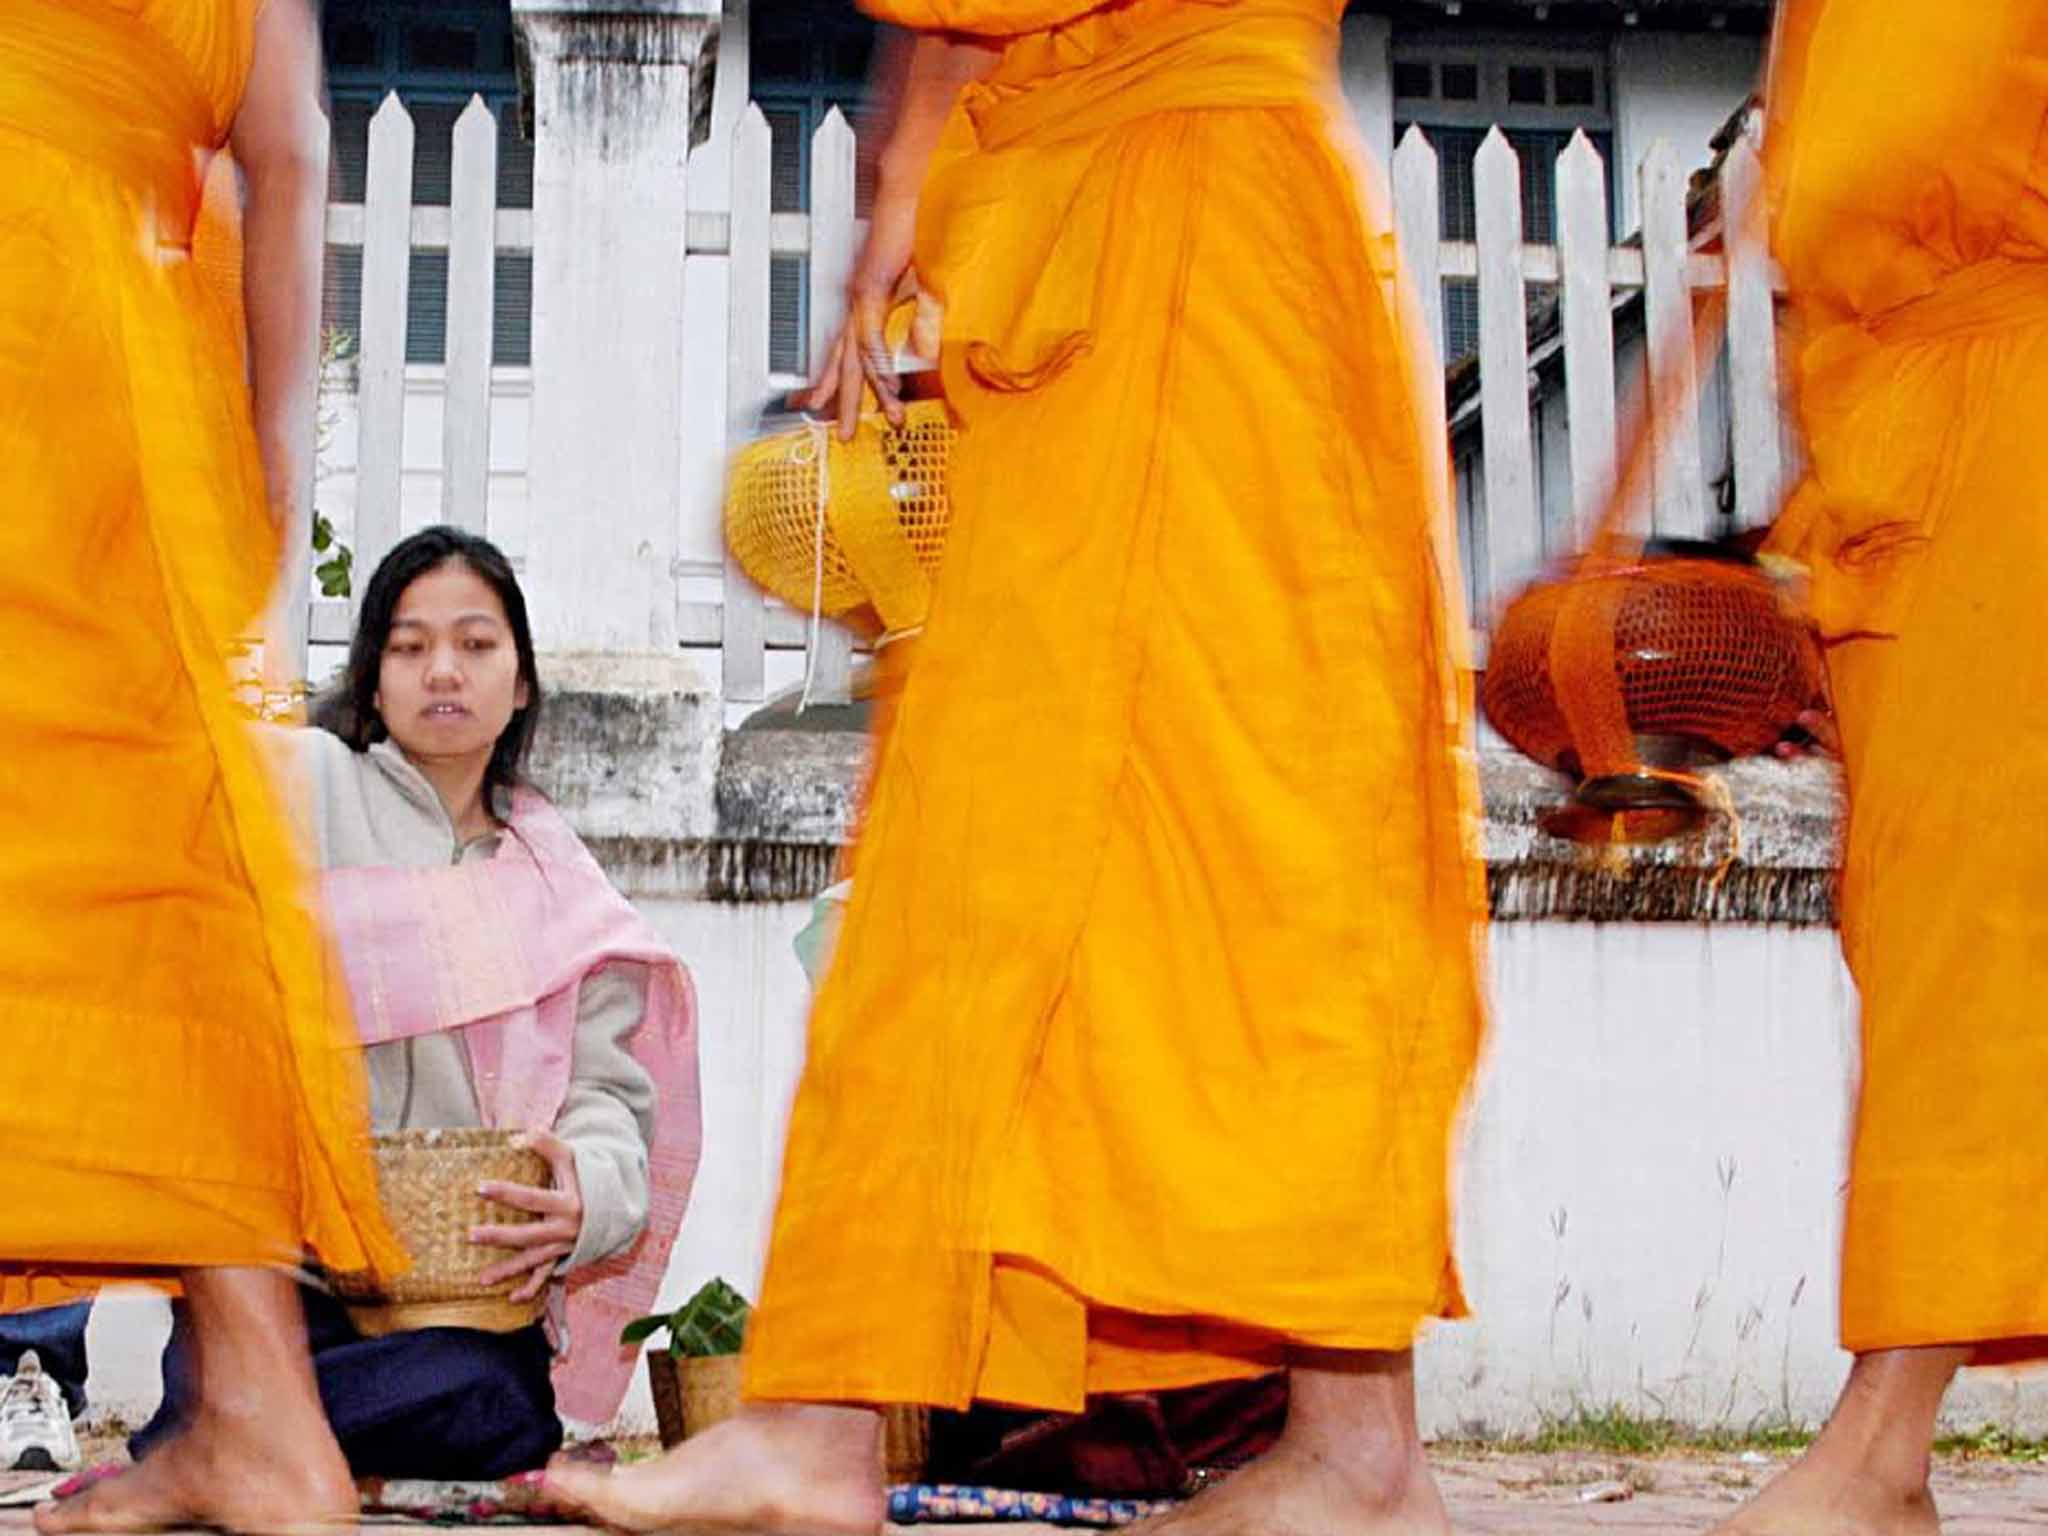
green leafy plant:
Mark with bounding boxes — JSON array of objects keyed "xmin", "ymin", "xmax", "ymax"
[
  {"xmin": 312, "ymin": 510, "xmax": 353, "ymax": 598},
  {"xmin": 311, "ymin": 326, "xmax": 356, "ymax": 599},
  {"xmin": 619, "ymin": 1278, "xmax": 752, "ymax": 1359}
]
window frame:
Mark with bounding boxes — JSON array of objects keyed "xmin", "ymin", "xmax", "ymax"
[
  {"xmin": 1390, "ymin": 41, "xmax": 1614, "ymax": 134},
  {"xmin": 749, "ymin": 3, "xmax": 879, "ymax": 378},
  {"xmin": 319, "ymin": 2, "xmax": 532, "ymax": 370}
]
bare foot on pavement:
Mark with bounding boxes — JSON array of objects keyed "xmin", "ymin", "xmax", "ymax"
[
  {"xmin": 1129, "ymin": 1437, "xmax": 1451, "ymax": 1536},
  {"xmin": 1707, "ymin": 1444, "xmax": 1942, "ymax": 1536},
  {"xmin": 33, "ymin": 1412, "xmax": 354, "ymax": 1535},
  {"xmin": 543, "ymin": 1404, "xmax": 886, "ymax": 1535}
]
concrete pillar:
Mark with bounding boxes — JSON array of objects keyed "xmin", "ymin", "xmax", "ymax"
[
  {"xmin": 512, "ymin": 0, "xmax": 721, "ymax": 654},
  {"xmin": 511, "ymin": 3, "xmax": 726, "ymax": 854},
  {"xmin": 678, "ymin": 0, "xmax": 753, "ymax": 600},
  {"xmin": 1338, "ymin": 10, "xmax": 1395, "ymax": 175}
]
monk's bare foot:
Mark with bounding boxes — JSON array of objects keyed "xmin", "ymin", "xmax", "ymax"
[
  {"xmin": 1130, "ymin": 1438, "xmax": 1450, "ymax": 1536},
  {"xmin": 1709, "ymin": 1346, "xmax": 1965, "ymax": 1536},
  {"xmin": 1706, "ymin": 1450, "xmax": 1941, "ymax": 1536},
  {"xmin": 33, "ymin": 1412, "xmax": 354, "ymax": 1535},
  {"xmin": 544, "ymin": 1403, "xmax": 886, "ymax": 1535}
]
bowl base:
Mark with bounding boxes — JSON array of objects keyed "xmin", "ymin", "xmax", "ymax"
[
  {"xmin": 1541, "ymin": 772, "xmax": 1708, "ymax": 846},
  {"xmin": 344, "ymin": 1296, "xmax": 545, "ymax": 1336}
]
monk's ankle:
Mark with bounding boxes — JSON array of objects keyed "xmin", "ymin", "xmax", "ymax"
[{"xmin": 1269, "ymin": 1429, "xmax": 1425, "ymax": 1512}]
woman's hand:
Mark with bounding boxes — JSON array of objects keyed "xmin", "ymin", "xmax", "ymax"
[{"xmin": 472, "ymin": 1130, "xmax": 584, "ymax": 1303}]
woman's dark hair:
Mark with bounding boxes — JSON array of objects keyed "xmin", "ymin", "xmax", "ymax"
[{"xmin": 314, "ymin": 526, "xmax": 542, "ymax": 812}]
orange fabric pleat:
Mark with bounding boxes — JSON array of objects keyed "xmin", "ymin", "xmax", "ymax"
[
  {"xmin": 0, "ymin": 0, "xmax": 397, "ymax": 1308},
  {"xmin": 1766, "ymin": 0, "xmax": 2048, "ymax": 1361},
  {"xmin": 746, "ymin": 0, "xmax": 1484, "ymax": 1413}
]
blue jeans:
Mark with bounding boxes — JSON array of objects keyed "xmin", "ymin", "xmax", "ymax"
[
  {"xmin": 0, "ymin": 1302, "xmax": 89, "ymax": 1419},
  {"xmin": 132, "ymin": 1286, "xmax": 561, "ymax": 1480}
]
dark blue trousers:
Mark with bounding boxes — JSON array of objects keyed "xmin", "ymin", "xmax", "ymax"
[
  {"xmin": 131, "ymin": 1286, "xmax": 561, "ymax": 1480},
  {"xmin": 0, "ymin": 1302, "xmax": 90, "ymax": 1419}
]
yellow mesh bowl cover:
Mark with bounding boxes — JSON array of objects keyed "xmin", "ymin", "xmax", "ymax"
[{"xmin": 724, "ymin": 400, "xmax": 955, "ymax": 633}]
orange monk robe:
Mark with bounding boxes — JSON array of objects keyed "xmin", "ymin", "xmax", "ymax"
[
  {"xmin": 194, "ymin": 149, "xmax": 249, "ymax": 340},
  {"xmin": 1765, "ymin": 0, "xmax": 2048, "ymax": 1361},
  {"xmin": 0, "ymin": 0, "xmax": 397, "ymax": 1310},
  {"xmin": 744, "ymin": 0, "xmax": 1486, "ymax": 1413}
]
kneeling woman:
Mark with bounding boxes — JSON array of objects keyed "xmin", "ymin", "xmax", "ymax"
[{"xmin": 135, "ymin": 527, "xmax": 700, "ymax": 1480}]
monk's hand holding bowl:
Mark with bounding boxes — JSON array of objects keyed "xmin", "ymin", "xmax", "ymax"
[
  {"xmin": 471, "ymin": 1129, "xmax": 585, "ymax": 1303},
  {"xmin": 802, "ymin": 36, "xmax": 1000, "ymax": 442},
  {"xmin": 805, "ymin": 228, "xmax": 914, "ymax": 443}
]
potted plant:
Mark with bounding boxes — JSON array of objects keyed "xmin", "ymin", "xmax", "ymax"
[
  {"xmin": 621, "ymin": 1279, "xmax": 928, "ymax": 1482},
  {"xmin": 620, "ymin": 1277, "xmax": 752, "ymax": 1450}
]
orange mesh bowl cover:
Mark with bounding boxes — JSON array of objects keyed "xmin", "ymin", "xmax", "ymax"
[
  {"xmin": 723, "ymin": 401, "xmax": 954, "ymax": 633},
  {"xmin": 1483, "ymin": 556, "xmax": 1822, "ymax": 777}
]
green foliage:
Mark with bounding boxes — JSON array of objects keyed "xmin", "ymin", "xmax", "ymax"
[
  {"xmin": 322, "ymin": 327, "xmax": 358, "ymax": 371},
  {"xmin": 311, "ymin": 327, "xmax": 356, "ymax": 599},
  {"xmin": 312, "ymin": 512, "xmax": 353, "ymax": 597},
  {"xmin": 1432, "ymin": 1402, "xmax": 2046, "ymax": 1465},
  {"xmin": 1435, "ymin": 1402, "xmax": 1816, "ymax": 1458},
  {"xmin": 1934, "ymin": 1425, "xmax": 2048, "ymax": 1463},
  {"xmin": 618, "ymin": 1278, "xmax": 753, "ymax": 1358}
]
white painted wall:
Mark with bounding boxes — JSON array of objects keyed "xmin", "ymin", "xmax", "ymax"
[
  {"xmin": 1610, "ymin": 32, "xmax": 1764, "ymax": 236},
  {"xmin": 1338, "ymin": 11, "xmax": 1395, "ymax": 177},
  {"xmin": 1429, "ymin": 923, "xmax": 1860, "ymax": 1435},
  {"xmin": 85, "ymin": 903, "xmax": 2047, "ymax": 1440}
]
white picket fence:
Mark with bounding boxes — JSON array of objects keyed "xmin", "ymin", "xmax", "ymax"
[
  {"xmin": 314, "ymin": 94, "xmax": 1783, "ymax": 705},
  {"xmin": 310, "ymin": 93, "xmax": 512, "ymax": 649},
  {"xmin": 1401, "ymin": 121, "xmax": 1784, "ymax": 612}
]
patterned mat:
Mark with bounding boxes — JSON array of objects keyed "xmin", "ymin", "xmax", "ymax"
[
  {"xmin": 357, "ymin": 1477, "xmax": 1176, "ymax": 1527},
  {"xmin": 11, "ymin": 1466, "xmax": 1177, "ymax": 1528},
  {"xmin": 888, "ymin": 1484, "xmax": 1175, "ymax": 1527}
]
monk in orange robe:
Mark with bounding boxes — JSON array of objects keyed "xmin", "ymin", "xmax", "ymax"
[
  {"xmin": 0, "ymin": 0, "xmax": 399, "ymax": 1528},
  {"xmin": 1712, "ymin": 4, "xmax": 2048, "ymax": 1533},
  {"xmin": 549, "ymin": 3, "xmax": 1485, "ymax": 1532}
]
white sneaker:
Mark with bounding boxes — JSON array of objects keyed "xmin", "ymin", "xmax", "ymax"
[{"xmin": 0, "ymin": 1351, "xmax": 80, "ymax": 1473}]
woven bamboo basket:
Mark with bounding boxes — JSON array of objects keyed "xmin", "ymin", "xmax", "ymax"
[
  {"xmin": 330, "ymin": 1128, "xmax": 552, "ymax": 1336},
  {"xmin": 646, "ymin": 1353, "xmax": 929, "ymax": 1485},
  {"xmin": 723, "ymin": 401, "xmax": 955, "ymax": 637}
]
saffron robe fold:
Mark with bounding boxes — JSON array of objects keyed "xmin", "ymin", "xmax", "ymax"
[
  {"xmin": 1766, "ymin": 0, "xmax": 2048, "ymax": 1359},
  {"xmin": 0, "ymin": 0, "xmax": 397, "ymax": 1307},
  {"xmin": 745, "ymin": 0, "xmax": 1486, "ymax": 1412}
]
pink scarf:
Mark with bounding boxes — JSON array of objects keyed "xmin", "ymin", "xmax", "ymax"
[{"xmin": 320, "ymin": 788, "xmax": 701, "ymax": 1425}]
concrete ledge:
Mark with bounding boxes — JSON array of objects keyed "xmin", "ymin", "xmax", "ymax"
[
  {"xmin": 530, "ymin": 685, "xmax": 1844, "ymax": 918},
  {"xmin": 1482, "ymin": 754, "xmax": 1843, "ymax": 924},
  {"xmin": 512, "ymin": 0, "xmax": 720, "ymax": 34},
  {"xmin": 527, "ymin": 652, "xmax": 723, "ymax": 855},
  {"xmin": 715, "ymin": 726, "xmax": 869, "ymax": 845},
  {"xmin": 702, "ymin": 729, "xmax": 1847, "ymax": 923}
]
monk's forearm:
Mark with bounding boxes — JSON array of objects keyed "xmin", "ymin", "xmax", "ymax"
[
  {"xmin": 874, "ymin": 33, "xmax": 1001, "ymax": 198},
  {"xmin": 240, "ymin": 148, "xmax": 327, "ymax": 527}
]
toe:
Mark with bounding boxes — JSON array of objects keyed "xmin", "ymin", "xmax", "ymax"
[
  {"xmin": 542, "ymin": 1458, "xmax": 654, "ymax": 1531},
  {"xmin": 33, "ymin": 1476, "xmax": 145, "ymax": 1536}
]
